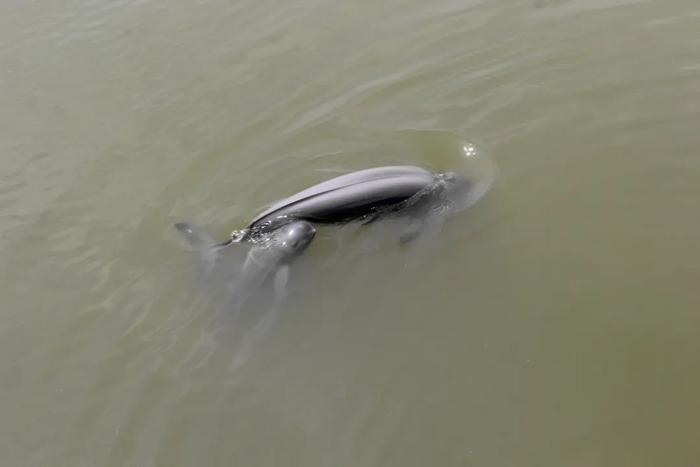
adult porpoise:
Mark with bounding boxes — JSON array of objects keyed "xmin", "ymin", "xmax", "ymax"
[
  {"xmin": 175, "ymin": 165, "xmax": 474, "ymax": 298},
  {"xmin": 230, "ymin": 165, "xmax": 471, "ymax": 243},
  {"xmin": 177, "ymin": 165, "xmax": 473, "ymax": 253}
]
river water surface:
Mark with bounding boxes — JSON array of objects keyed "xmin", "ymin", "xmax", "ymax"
[{"xmin": 2, "ymin": 1, "xmax": 700, "ymax": 466}]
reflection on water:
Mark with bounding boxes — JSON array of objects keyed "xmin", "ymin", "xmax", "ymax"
[{"xmin": 2, "ymin": 0, "xmax": 700, "ymax": 466}]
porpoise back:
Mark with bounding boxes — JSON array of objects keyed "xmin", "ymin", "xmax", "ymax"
[{"xmin": 249, "ymin": 165, "xmax": 434, "ymax": 227}]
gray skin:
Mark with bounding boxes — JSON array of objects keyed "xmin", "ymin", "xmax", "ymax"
[
  {"xmin": 231, "ymin": 220, "xmax": 316, "ymax": 301},
  {"xmin": 239, "ymin": 220, "xmax": 316, "ymax": 275},
  {"xmin": 175, "ymin": 166, "xmax": 470, "ymax": 296},
  {"xmin": 234, "ymin": 165, "xmax": 471, "ymax": 242}
]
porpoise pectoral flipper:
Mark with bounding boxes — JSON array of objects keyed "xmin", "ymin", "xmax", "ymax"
[{"xmin": 273, "ymin": 265, "xmax": 290, "ymax": 302}]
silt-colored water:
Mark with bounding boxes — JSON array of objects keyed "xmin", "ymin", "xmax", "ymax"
[{"xmin": 1, "ymin": 1, "xmax": 699, "ymax": 466}]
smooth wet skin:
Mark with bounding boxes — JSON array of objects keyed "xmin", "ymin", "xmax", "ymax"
[
  {"xmin": 248, "ymin": 166, "xmax": 436, "ymax": 228},
  {"xmin": 233, "ymin": 220, "xmax": 316, "ymax": 303},
  {"xmin": 252, "ymin": 220, "xmax": 317, "ymax": 263},
  {"xmin": 173, "ymin": 159, "xmax": 495, "ymax": 306},
  {"xmin": 174, "ymin": 166, "xmax": 477, "ymax": 302},
  {"xmin": 237, "ymin": 165, "xmax": 475, "ymax": 241}
]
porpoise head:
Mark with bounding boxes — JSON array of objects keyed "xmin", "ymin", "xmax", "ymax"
[
  {"xmin": 265, "ymin": 220, "xmax": 317, "ymax": 262},
  {"xmin": 234, "ymin": 220, "xmax": 317, "ymax": 298}
]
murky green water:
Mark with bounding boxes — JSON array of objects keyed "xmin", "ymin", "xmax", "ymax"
[{"xmin": 2, "ymin": 1, "xmax": 700, "ymax": 466}]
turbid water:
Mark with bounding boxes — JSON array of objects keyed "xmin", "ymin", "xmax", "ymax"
[{"xmin": 1, "ymin": 1, "xmax": 700, "ymax": 466}]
